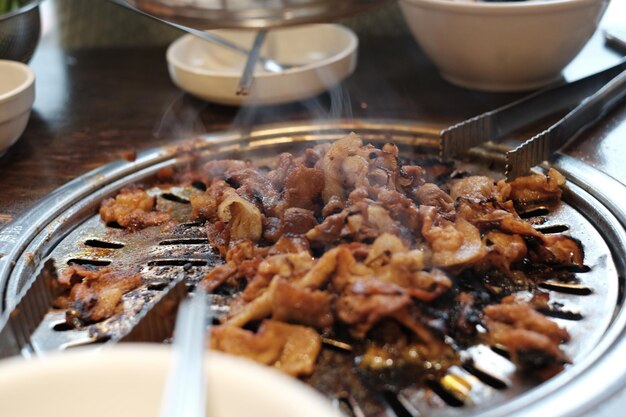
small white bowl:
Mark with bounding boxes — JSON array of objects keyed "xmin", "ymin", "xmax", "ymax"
[
  {"xmin": 0, "ymin": 345, "xmax": 341, "ymax": 417},
  {"xmin": 167, "ymin": 24, "xmax": 358, "ymax": 106},
  {"xmin": 0, "ymin": 60, "xmax": 35, "ymax": 156},
  {"xmin": 399, "ymin": 0, "xmax": 609, "ymax": 92}
]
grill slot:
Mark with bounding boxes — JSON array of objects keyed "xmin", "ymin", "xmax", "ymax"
[
  {"xmin": 66, "ymin": 258, "xmax": 111, "ymax": 267},
  {"xmin": 538, "ymin": 306, "xmax": 584, "ymax": 321},
  {"xmin": 159, "ymin": 238, "xmax": 209, "ymax": 246},
  {"xmin": 462, "ymin": 361, "xmax": 509, "ymax": 390},
  {"xmin": 160, "ymin": 193, "xmax": 191, "ymax": 204},
  {"xmin": 490, "ymin": 345, "xmax": 511, "ymax": 359},
  {"xmin": 425, "ymin": 379, "xmax": 465, "ymax": 407},
  {"xmin": 334, "ymin": 394, "xmax": 367, "ymax": 417},
  {"xmin": 565, "ymin": 264, "xmax": 591, "ymax": 273},
  {"xmin": 383, "ymin": 391, "xmax": 418, "ymax": 417},
  {"xmin": 84, "ymin": 239, "xmax": 125, "ymax": 249},
  {"xmin": 539, "ymin": 281, "xmax": 593, "ymax": 295},
  {"xmin": 146, "ymin": 282, "xmax": 169, "ymax": 291},
  {"xmin": 52, "ymin": 322, "xmax": 74, "ymax": 332},
  {"xmin": 519, "ymin": 206, "xmax": 551, "ymax": 218},
  {"xmin": 146, "ymin": 259, "xmax": 209, "ymax": 267},
  {"xmin": 533, "ymin": 224, "xmax": 570, "ymax": 234}
]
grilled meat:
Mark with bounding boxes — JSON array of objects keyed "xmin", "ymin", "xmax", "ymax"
[
  {"xmin": 57, "ymin": 265, "xmax": 142, "ymax": 325},
  {"xmin": 99, "ymin": 187, "xmax": 170, "ymax": 230},
  {"xmin": 211, "ymin": 319, "xmax": 321, "ymax": 377},
  {"xmin": 79, "ymin": 134, "xmax": 584, "ymax": 384}
]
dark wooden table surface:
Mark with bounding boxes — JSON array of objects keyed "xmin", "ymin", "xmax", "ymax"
[{"xmin": 0, "ymin": 2, "xmax": 625, "ymax": 230}]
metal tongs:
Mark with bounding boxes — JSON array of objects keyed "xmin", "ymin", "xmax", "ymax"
[
  {"xmin": 441, "ymin": 59, "xmax": 626, "ymax": 180},
  {"xmin": 0, "ymin": 260, "xmax": 57, "ymax": 359}
]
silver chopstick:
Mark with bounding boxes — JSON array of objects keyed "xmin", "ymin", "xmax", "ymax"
[
  {"xmin": 236, "ymin": 30, "xmax": 268, "ymax": 96},
  {"xmin": 159, "ymin": 290, "xmax": 209, "ymax": 417},
  {"xmin": 109, "ymin": 0, "xmax": 290, "ymax": 73}
]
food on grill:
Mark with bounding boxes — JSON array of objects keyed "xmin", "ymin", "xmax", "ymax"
[
  {"xmin": 55, "ymin": 134, "xmax": 586, "ymax": 387},
  {"xmin": 211, "ymin": 319, "xmax": 321, "ymax": 377},
  {"xmin": 483, "ymin": 296, "xmax": 570, "ymax": 380},
  {"xmin": 100, "ymin": 187, "xmax": 170, "ymax": 230},
  {"xmin": 54, "ymin": 264, "xmax": 142, "ymax": 325}
]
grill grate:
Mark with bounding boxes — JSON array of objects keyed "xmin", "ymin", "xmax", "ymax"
[{"xmin": 1, "ymin": 121, "xmax": 625, "ymax": 417}]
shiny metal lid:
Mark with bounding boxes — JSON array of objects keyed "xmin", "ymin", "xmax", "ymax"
[{"xmin": 113, "ymin": 0, "xmax": 390, "ymax": 29}]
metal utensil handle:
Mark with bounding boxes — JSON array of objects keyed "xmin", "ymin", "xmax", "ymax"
[
  {"xmin": 506, "ymin": 68, "xmax": 626, "ymax": 179},
  {"xmin": 552, "ymin": 67, "xmax": 626, "ymax": 152},
  {"xmin": 236, "ymin": 30, "xmax": 268, "ymax": 96},
  {"xmin": 109, "ymin": 0, "xmax": 286, "ymax": 72},
  {"xmin": 169, "ymin": 22, "xmax": 287, "ymax": 72},
  {"xmin": 495, "ymin": 60, "xmax": 626, "ymax": 140},
  {"xmin": 159, "ymin": 290, "xmax": 209, "ymax": 417},
  {"xmin": 441, "ymin": 59, "xmax": 626, "ymax": 159},
  {"xmin": 604, "ymin": 29, "xmax": 626, "ymax": 55}
]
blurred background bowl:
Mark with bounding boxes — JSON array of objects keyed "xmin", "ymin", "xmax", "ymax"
[
  {"xmin": 0, "ymin": 0, "xmax": 43, "ymax": 63},
  {"xmin": 166, "ymin": 24, "xmax": 358, "ymax": 106},
  {"xmin": 0, "ymin": 345, "xmax": 342, "ymax": 417},
  {"xmin": 399, "ymin": 0, "xmax": 610, "ymax": 92},
  {"xmin": 0, "ymin": 59, "xmax": 35, "ymax": 157}
]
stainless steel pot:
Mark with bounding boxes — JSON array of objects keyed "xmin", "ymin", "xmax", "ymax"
[{"xmin": 0, "ymin": 0, "xmax": 43, "ymax": 63}]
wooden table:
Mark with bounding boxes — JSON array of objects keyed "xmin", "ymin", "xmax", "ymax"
[{"xmin": 0, "ymin": 1, "xmax": 625, "ymax": 230}]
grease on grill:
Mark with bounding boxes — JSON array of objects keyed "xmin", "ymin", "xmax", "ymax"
[{"xmin": 355, "ymin": 321, "xmax": 459, "ymax": 392}]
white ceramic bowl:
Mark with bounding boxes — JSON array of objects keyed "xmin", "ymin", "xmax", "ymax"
[
  {"xmin": 0, "ymin": 59, "xmax": 34, "ymax": 156},
  {"xmin": 399, "ymin": 0, "xmax": 609, "ymax": 91},
  {"xmin": 0, "ymin": 345, "xmax": 342, "ymax": 417},
  {"xmin": 167, "ymin": 24, "xmax": 358, "ymax": 106}
]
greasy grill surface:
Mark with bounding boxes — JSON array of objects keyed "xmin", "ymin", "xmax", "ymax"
[{"xmin": 1, "ymin": 122, "xmax": 624, "ymax": 417}]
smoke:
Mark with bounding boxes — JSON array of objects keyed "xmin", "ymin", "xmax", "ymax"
[{"xmin": 153, "ymin": 91, "xmax": 211, "ymax": 140}]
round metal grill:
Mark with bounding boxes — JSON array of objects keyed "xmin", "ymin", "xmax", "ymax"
[{"xmin": 1, "ymin": 120, "xmax": 625, "ymax": 417}]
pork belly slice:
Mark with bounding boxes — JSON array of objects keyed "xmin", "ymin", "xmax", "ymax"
[
  {"xmin": 536, "ymin": 234, "xmax": 585, "ymax": 268},
  {"xmin": 199, "ymin": 237, "xmax": 313, "ymax": 295},
  {"xmin": 420, "ymin": 206, "xmax": 487, "ymax": 268},
  {"xmin": 336, "ymin": 279, "xmax": 413, "ymax": 338},
  {"xmin": 508, "ymin": 168, "xmax": 566, "ymax": 208},
  {"xmin": 99, "ymin": 187, "xmax": 170, "ymax": 230},
  {"xmin": 450, "ymin": 175, "xmax": 508, "ymax": 203},
  {"xmin": 211, "ymin": 320, "xmax": 321, "ymax": 377},
  {"xmin": 225, "ymin": 247, "xmax": 339, "ymax": 327},
  {"xmin": 271, "ymin": 279, "xmax": 334, "ymax": 331},
  {"xmin": 282, "ymin": 165, "xmax": 325, "ymax": 211},
  {"xmin": 217, "ymin": 188, "xmax": 263, "ymax": 242},
  {"xmin": 484, "ymin": 299, "xmax": 570, "ymax": 380},
  {"xmin": 413, "ymin": 183, "xmax": 454, "ymax": 213},
  {"xmin": 60, "ymin": 266, "xmax": 142, "ymax": 324}
]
